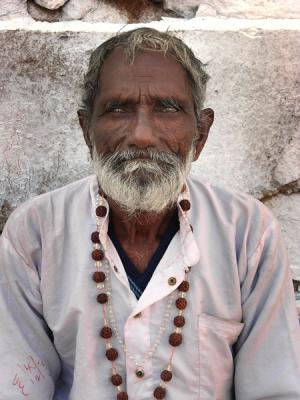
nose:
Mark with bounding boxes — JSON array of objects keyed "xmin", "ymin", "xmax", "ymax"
[{"xmin": 127, "ymin": 107, "xmax": 157, "ymax": 149}]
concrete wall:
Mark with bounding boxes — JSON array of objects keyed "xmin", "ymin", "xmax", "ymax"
[{"xmin": 0, "ymin": 1, "xmax": 299, "ymax": 269}]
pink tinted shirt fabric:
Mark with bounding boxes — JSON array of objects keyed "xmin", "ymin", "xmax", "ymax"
[{"xmin": 0, "ymin": 174, "xmax": 299, "ymax": 400}]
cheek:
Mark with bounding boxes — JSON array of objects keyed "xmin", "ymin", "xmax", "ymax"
[
  {"xmin": 93, "ymin": 136, "xmax": 114, "ymax": 154},
  {"xmin": 91, "ymin": 119, "xmax": 127, "ymax": 152},
  {"xmin": 157, "ymin": 119, "xmax": 196, "ymax": 152}
]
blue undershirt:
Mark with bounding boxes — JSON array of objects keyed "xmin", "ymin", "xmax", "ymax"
[{"xmin": 108, "ymin": 212, "xmax": 179, "ymax": 299}]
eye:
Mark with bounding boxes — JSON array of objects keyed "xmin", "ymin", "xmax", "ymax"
[
  {"xmin": 160, "ymin": 105, "xmax": 179, "ymax": 113},
  {"xmin": 105, "ymin": 105, "xmax": 125, "ymax": 113},
  {"xmin": 109, "ymin": 107, "xmax": 124, "ymax": 113},
  {"xmin": 104, "ymin": 101, "xmax": 128, "ymax": 113},
  {"xmin": 157, "ymin": 99, "xmax": 182, "ymax": 113}
]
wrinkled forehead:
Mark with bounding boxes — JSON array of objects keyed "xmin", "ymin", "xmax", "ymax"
[{"xmin": 98, "ymin": 47, "xmax": 192, "ymax": 94}]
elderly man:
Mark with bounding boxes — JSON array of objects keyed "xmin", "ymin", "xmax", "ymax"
[{"xmin": 0, "ymin": 28, "xmax": 299, "ymax": 400}]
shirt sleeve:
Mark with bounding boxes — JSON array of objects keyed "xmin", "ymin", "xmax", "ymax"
[
  {"xmin": 234, "ymin": 218, "xmax": 300, "ymax": 399},
  {"xmin": 0, "ymin": 211, "xmax": 61, "ymax": 399}
]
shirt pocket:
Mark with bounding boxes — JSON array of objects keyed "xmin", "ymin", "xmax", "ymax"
[{"xmin": 198, "ymin": 313, "xmax": 244, "ymax": 400}]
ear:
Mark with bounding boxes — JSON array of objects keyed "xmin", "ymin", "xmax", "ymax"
[
  {"xmin": 77, "ymin": 109, "xmax": 93, "ymax": 158},
  {"xmin": 193, "ymin": 108, "xmax": 214, "ymax": 161}
]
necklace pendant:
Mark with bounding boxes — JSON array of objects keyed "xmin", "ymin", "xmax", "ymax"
[{"xmin": 135, "ymin": 367, "xmax": 145, "ymax": 378}]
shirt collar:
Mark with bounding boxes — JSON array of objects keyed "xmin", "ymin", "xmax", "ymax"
[{"xmin": 89, "ymin": 174, "xmax": 200, "ymax": 269}]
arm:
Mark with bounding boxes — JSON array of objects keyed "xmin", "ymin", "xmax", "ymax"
[
  {"xmin": 234, "ymin": 219, "xmax": 300, "ymax": 399},
  {"xmin": 0, "ymin": 211, "xmax": 61, "ymax": 399}
]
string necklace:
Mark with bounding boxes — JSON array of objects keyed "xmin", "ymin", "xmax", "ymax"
[{"xmin": 90, "ymin": 189, "xmax": 192, "ymax": 399}]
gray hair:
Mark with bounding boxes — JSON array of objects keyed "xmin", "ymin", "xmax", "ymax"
[{"xmin": 81, "ymin": 27, "xmax": 209, "ymax": 122}]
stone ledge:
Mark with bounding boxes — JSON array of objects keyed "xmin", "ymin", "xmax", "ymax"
[{"xmin": 1, "ymin": 18, "xmax": 300, "ymax": 33}]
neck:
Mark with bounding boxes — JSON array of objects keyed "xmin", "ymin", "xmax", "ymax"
[{"xmin": 107, "ymin": 197, "xmax": 177, "ymax": 246}]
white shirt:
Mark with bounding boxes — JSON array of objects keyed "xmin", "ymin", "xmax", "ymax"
[{"xmin": 0, "ymin": 174, "xmax": 299, "ymax": 400}]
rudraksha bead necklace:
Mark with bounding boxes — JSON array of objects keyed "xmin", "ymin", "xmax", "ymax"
[{"xmin": 91, "ymin": 190, "xmax": 192, "ymax": 399}]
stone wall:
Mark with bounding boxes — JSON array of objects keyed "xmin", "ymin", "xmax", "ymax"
[
  {"xmin": 0, "ymin": 1, "xmax": 299, "ymax": 269},
  {"xmin": 2, "ymin": 1, "xmax": 300, "ymax": 22}
]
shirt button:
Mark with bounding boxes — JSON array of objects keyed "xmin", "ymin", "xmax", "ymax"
[
  {"xmin": 114, "ymin": 266, "xmax": 118, "ymax": 273},
  {"xmin": 134, "ymin": 312, "xmax": 142, "ymax": 318},
  {"xmin": 168, "ymin": 277, "xmax": 177, "ymax": 286}
]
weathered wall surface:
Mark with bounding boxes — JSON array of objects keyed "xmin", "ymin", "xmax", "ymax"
[
  {"xmin": 2, "ymin": 0, "xmax": 300, "ymax": 22},
  {"xmin": 0, "ymin": 1, "xmax": 299, "ymax": 269}
]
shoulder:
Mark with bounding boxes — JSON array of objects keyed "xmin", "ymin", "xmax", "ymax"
[
  {"xmin": 187, "ymin": 174, "xmax": 273, "ymax": 223},
  {"xmin": 187, "ymin": 174, "xmax": 277, "ymax": 257},
  {"xmin": 2, "ymin": 175, "xmax": 96, "ymax": 240}
]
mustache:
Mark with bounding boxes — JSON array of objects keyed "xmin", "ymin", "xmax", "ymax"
[{"xmin": 98, "ymin": 148, "xmax": 183, "ymax": 168}]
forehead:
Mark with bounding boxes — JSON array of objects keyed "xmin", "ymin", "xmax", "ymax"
[{"xmin": 98, "ymin": 47, "xmax": 192, "ymax": 98}]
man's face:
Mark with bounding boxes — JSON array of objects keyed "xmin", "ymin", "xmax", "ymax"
[
  {"xmin": 81, "ymin": 47, "xmax": 212, "ymax": 214},
  {"xmin": 89, "ymin": 46, "xmax": 201, "ymax": 161}
]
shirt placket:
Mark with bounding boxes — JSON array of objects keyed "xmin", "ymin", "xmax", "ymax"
[{"xmin": 124, "ymin": 307, "xmax": 153, "ymax": 399}]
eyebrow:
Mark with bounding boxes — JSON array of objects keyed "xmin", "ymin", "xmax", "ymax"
[
  {"xmin": 103, "ymin": 97, "xmax": 183, "ymax": 110},
  {"xmin": 159, "ymin": 97, "xmax": 182, "ymax": 108}
]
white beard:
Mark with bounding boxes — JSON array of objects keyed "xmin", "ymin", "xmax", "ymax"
[{"xmin": 92, "ymin": 145, "xmax": 195, "ymax": 216}]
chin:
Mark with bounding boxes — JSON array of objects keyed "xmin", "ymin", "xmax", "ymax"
[{"xmin": 122, "ymin": 170, "xmax": 158, "ymax": 185}]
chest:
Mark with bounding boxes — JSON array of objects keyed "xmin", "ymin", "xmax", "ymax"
[{"xmin": 119, "ymin": 239, "xmax": 159, "ymax": 272}]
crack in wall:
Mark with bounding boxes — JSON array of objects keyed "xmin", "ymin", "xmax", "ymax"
[{"xmin": 259, "ymin": 179, "xmax": 300, "ymax": 203}]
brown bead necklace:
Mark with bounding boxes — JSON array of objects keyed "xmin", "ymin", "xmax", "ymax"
[{"xmin": 91, "ymin": 190, "xmax": 192, "ymax": 399}]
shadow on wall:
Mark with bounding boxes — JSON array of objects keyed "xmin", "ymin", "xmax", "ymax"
[{"xmin": 0, "ymin": 200, "xmax": 13, "ymax": 234}]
